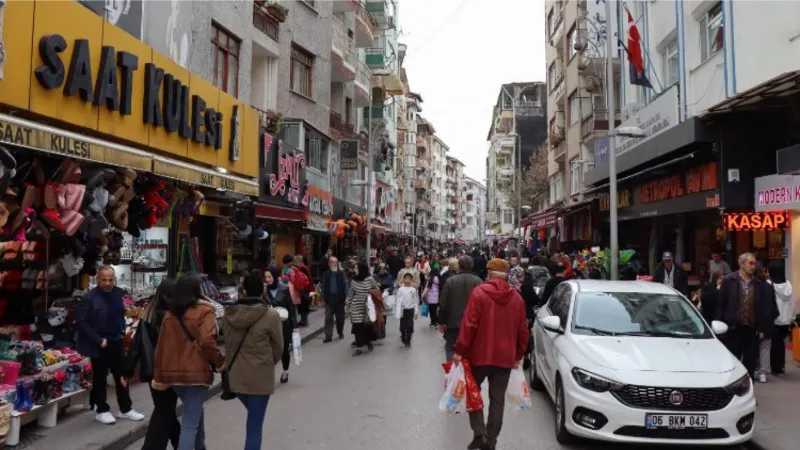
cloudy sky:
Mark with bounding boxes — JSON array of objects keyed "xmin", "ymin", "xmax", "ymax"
[{"xmin": 400, "ymin": 0, "xmax": 547, "ymax": 182}]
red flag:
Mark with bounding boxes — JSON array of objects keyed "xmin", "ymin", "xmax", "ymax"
[{"xmin": 626, "ymin": 11, "xmax": 652, "ymax": 89}]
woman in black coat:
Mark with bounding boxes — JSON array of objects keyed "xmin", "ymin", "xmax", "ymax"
[
  {"xmin": 266, "ymin": 265, "xmax": 296, "ymax": 384},
  {"xmin": 124, "ymin": 279, "xmax": 180, "ymax": 450},
  {"xmin": 700, "ymin": 272, "xmax": 723, "ymax": 325}
]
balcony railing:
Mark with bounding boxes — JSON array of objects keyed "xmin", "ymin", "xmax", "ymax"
[
  {"xmin": 549, "ymin": 12, "xmax": 564, "ymax": 44},
  {"xmin": 354, "ymin": 57, "xmax": 371, "ymax": 90},
  {"xmin": 580, "ymin": 109, "xmax": 622, "ymax": 138},
  {"xmin": 332, "ymin": 16, "xmax": 357, "ymax": 66},
  {"xmin": 253, "ymin": 5, "xmax": 280, "ymax": 41},
  {"xmin": 552, "ymin": 141, "xmax": 566, "ymax": 160},
  {"xmin": 414, "ymin": 178, "xmax": 427, "ymax": 189},
  {"xmin": 355, "ymin": 1, "xmax": 377, "ymax": 30},
  {"xmin": 416, "ymin": 136, "xmax": 427, "ymax": 150},
  {"xmin": 330, "ymin": 111, "xmax": 355, "ymax": 136},
  {"xmin": 363, "ymin": 105, "xmax": 385, "ymax": 119}
]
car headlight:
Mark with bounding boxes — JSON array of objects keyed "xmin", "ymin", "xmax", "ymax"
[
  {"xmin": 571, "ymin": 368, "xmax": 625, "ymax": 393},
  {"xmin": 724, "ymin": 375, "xmax": 751, "ymax": 397}
]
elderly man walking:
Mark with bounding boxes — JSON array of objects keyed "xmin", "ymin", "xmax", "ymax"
[
  {"xmin": 453, "ymin": 259, "xmax": 529, "ymax": 450},
  {"xmin": 438, "ymin": 256, "xmax": 482, "ymax": 361}
]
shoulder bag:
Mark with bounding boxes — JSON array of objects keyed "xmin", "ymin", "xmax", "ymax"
[{"xmin": 176, "ymin": 315, "xmax": 252, "ymax": 401}]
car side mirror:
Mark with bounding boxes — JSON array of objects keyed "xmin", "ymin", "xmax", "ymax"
[
  {"xmin": 541, "ymin": 315, "xmax": 562, "ymax": 333},
  {"xmin": 710, "ymin": 321, "xmax": 728, "ymax": 335}
]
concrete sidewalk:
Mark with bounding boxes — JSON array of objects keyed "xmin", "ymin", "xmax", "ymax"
[
  {"xmin": 748, "ymin": 348, "xmax": 800, "ymax": 450},
  {"xmin": 13, "ymin": 307, "xmax": 326, "ymax": 450}
]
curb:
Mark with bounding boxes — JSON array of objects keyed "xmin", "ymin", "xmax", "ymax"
[{"xmin": 99, "ymin": 324, "xmax": 324, "ymax": 450}]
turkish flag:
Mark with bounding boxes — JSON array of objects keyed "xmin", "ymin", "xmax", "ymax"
[{"xmin": 626, "ymin": 11, "xmax": 653, "ymax": 89}]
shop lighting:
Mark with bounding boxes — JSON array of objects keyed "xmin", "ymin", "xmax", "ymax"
[{"xmin": 216, "ymin": 167, "xmax": 228, "ymax": 174}]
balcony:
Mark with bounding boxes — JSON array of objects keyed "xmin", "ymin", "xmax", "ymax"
[
  {"xmin": 551, "ymin": 72, "xmax": 565, "ymax": 105},
  {"xmin": 497, "ymin": 167, "xmax": 513, "ymax": 179},
  {"xmin": 416, "ymin": 200, "xmax": 429, "ymax": 211},
  {"xmin": 450, "ymin": 196, "xmax": 459, "ymax": 204},
  {"xmin": 365, "ymin": 47, "xmax": 386, "ymax": 69},
  {"xmin": 366, "ymin": 0, "xmax": 392, "ymax": 28},
  {"xmin": 253, "ymin": 4, "xmax": 279, "ymax": 42},
  {"xmin": 581, "ymin": 109, "xmax": 621, "ymax": 141},
  {"xmin": 416, "ymin": 136, "xmax": 428, "ymax": 151},
  {"xmin": 414, "ymin": 177, "xmax": 427, "ymax": 190},
  {"xmin": 552, "ymin": 141, "xmax": 566, "ymax": 161},
  {"xmin": 329, "ymin": 110, "xmax": 355, "ymax": 137},
  {"xmin": 354, "ymin": 2, "xmax": 376, "ymax": 46},
  {"xmin": 362, "ymin": 102, "xmax": 384, "ymax": 120},
  {"xmin": 415, "ymin": 158, "xmax": 430, "ymax": 170},
  {"xmin": 353, "ymin": 59, "xmax": 371, "ymax": 107},
  {"xmin": 515, "ymin": 100, "xmax": 545, "ymax": 117},
  {"xmin": 331, "ymin": 16, "xmax": 356, "ymax": 82},
  {"xmin": 549, "ymin": 12, "xmax": 564, "ymax": 51}
]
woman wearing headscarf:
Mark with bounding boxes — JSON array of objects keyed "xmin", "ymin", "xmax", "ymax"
[
  {"xmin": 124, "ymin": 279, "xmax": 180, "ymax": 450},
  {"xmin": 346, "ymin": 262, "xmax": 379, "ymax": 356},
  {"xmin": 265, "ymin": 265, "xmax": 296, "ymax": 384},
  {"xmin": 223, "ymin": 270, "xmax": 284, "ymax": 450},
  {"xmin": 152, "ymin": 275, "xmax": 225, "ymax": 450},
  {"xmin": 422, "ymin": 267, "xmax": 441, "ymax": 327}
]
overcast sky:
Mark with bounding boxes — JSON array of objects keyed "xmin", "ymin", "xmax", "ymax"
[{"xmin": 400, "ymin": 0, "xmax": 546, "ymax": 183}]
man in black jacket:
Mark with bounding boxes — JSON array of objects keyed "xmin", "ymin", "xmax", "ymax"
[
  {"xmin": 538, "ymin": 263, "xmax": 567, "ymax": 308},
  {"xmin": 322, "ymin": 257, "xmax": 347, "ymax": 342},
  {"xmin": 438, "ymin": 256, "xmax": 483, "ymax": 361},
  {"xmin": 653, "ymin": 252, "xmax": 689, "ymax": 296},
  {"xmin": 717, "ymin": 252, "xmax": 778, "ymax": 378},
  {"xmin": 471, "ymin": 249, "xmax": 487, "ymax": 281}
]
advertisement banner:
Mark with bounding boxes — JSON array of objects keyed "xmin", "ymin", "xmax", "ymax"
[
  {"xmin": 305, "ymin": 185, "xmax": 333, "ymax": 232},
  {"xmin": 259, "ymin": 133, "xmax": 308, "ymax": 209},
  {"xmin": 615, "ymin": 84, "xmax": 680, "ymax": 158},
  {"xmin": 340, "ymin": 139, "xmax": 359, "ymax": 171},
  {"xmin": 78, "ymin": 0, "xmax": 143, "ymax": 40},
  {"xmin": 754, "ymin": 174, "xmax": 800, "ymax": 212}
]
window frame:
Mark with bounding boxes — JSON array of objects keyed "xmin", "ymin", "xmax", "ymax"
[
  {"xmin": 700, "ymin": 2, "xmax": 723, "ymax": 62},
  {"xmin": 570, "ymin": 159, "xmax": 581, "ymax": 195},
  {"xmin": 290, "ymin": 43, "xmax": 315, "ymax": 98},
  {"xmin": 567, "ymin": 24, "xmax": 577, "ymax": 60},
  {"xmin": 568, "ymin": 91, "xmax": 580, "ymax": 126},
  {"xmin": 503, "ymin": 210, "xmax": 513, "ymax": 225},
  {"xmin": 548, "ymin": 62, "xmax": 556, "ymax": 91},
  {"xmin": 663, "ymin": 40, "xmax": 678, "ymax": 86},
  {"xmin": 211, "ymin": 24, "xmax": 240, "ymax": 97}
]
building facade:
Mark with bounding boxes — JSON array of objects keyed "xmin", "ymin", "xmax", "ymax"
[
  {"xmin": 463, "ymin": 177, "xmax": 487, "ymax": 244},
  {"xmin": 486, "ymin": 82, "xmax": 548, "ymax": 238}
]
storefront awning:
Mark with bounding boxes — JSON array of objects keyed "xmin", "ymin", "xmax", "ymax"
[
  {"xmin": 702, "ymin": 70, "xmax": 800, "ymax": 117},
  {"xmin": 522, "ymin": 208, "xmax": 560, "ymax": 228},
  {"xmin": 153, "ymin": 157, "xmax": 258, "ymax": 197},
  {"xmin": 0, "ymin": 113, "xmax": 152, "ymax": 171},
  {"xmin": 255, "ymin": 203, "xmax": 304, "ymax": 221}
]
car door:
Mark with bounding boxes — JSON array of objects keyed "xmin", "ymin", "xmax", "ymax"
[{"xmin": 537, "ymin": 283, "xmax": 571, "ymax": 394}]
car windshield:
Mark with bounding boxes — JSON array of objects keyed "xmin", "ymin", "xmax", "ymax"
[
  {"xmin": 571, "ymin": 292, "xmax": 712, "ymax": 338},
  {"xmin": 528, "ymin": 266, "xmax": 551, "ymax": 288}
]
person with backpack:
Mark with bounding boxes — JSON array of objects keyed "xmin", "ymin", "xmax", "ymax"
[{"xmin": 282, "ymin": 255, "xmax": 312, "ymax": 327}]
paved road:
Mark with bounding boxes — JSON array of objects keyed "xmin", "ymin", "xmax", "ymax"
[{"xmin": 125, "ymin": 318, "xmax": 747, "ymax": 450}]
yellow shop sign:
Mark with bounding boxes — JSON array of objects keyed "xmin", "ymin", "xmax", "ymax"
[{"xmin": 0, "ymin": 0, "xmax": 259, "ymax": 178}]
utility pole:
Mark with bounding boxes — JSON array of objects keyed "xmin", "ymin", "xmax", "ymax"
[
  {"xmin": 605, "ymin": 0, "xmax": 619, "ymax": 280},
  {"xmin": 365, "ymin": 90, "xmax": 373, "ymax": 262}
]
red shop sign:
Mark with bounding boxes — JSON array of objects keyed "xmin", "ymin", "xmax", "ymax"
[{"xmin": 639, "ymin": 162, "xmax": 717, "ymax": 204}]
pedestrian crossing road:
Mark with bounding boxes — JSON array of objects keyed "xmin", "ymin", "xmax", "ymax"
[{"xmin": 126, "ymin": 317, "xmax": 750, "ymax": 450}]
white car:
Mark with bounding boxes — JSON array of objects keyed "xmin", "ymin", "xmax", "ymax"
[{"xmin": 530, "ymin": 279, "xmax": 756, "ymax": 446}]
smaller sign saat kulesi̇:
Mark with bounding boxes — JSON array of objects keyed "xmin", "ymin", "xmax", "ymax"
[{"xmin": 723, "ymin": 211, "xmax": 791, "ymax": 231}]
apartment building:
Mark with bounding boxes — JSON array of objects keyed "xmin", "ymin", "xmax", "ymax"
[
  {"xmin": 576, "ymin": 0, "xmax": 800, "ymax": 279},
  {"xmin": 403, "ymin": 91, "xmax": 423, "ymax": 237},
  {"xmin": 415, "ymin": 116, "xmax": 435, "ymax": 241},
  {"xmin": 485, "ymin": 82, "xmax": 548, "ymax": 237},
  {"xmin": 463, "ymin": 177, "xmax": 487, "ymax": 244},
  {"xmin": 431, "ymin": 136, "xmax": 448, "ymax": 241},
  {"xmin": 446, "ymin": 155, "xmax": 466, "ymax": 241}
]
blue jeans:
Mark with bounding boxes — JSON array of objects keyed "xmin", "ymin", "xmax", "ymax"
[
  {"xmin": 237, "ymin": 394, "xmax": 270, "ymax": 450},
  {"xmin": 173, "ymin": 386, "xmax": 208, "ymax": 450}
]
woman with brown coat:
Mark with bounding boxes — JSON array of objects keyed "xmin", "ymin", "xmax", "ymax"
[
  {"xmin": 152, "ymin": 275, "xmax": 225, "ymax": 450},
  {"xmin": 223, "ymin": 269, "xmax": 284, "ymax": 450}
]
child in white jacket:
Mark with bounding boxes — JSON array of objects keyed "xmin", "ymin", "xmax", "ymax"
[{"xmin": 395, "ymin": 273, "xmax": 419, "ymax": 348}]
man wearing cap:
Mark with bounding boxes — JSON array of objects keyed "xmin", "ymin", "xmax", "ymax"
[
  {"xmin": 653, "ymin": 252, "xmax": 688, "ymax": 296},
  {"xmin": 453, "ymin": 258, "xmax": 529, "ymax": 450}
]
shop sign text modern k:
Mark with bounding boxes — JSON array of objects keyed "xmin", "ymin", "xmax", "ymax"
[
  {"xmin": 33, "ymin": 35, "xmax": 239, "ymax": 161},
  {"xmin": 758, "ymin": 185, "xmax": 800, "ymax": 207},
  {"xmin": 723, "ymin": 211, "xmax": 791, "ymax": 231}
]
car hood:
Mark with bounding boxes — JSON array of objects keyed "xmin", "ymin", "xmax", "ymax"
[{"xmin": 572, "ymin": 335, "xmax": 738, "ymax": 373}]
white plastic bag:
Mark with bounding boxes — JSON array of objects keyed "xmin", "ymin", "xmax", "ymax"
[
  {"xmin": 366, "ymin": 297, "xmax": 378, "ymax": 323},
  {"xmin": 292, "ymin": 330, "xmax": 302, "ymax": 366},
  {"xmin": 439, "ymin": 363, "xmax": 467, "ymax": 414},
  {"xmin": 382, "ymin": 290, "xmax": 396, "ymax": 314},
  {"xmin": 506, "ymin": 367, "xmax": 532, "ymax": 411}
]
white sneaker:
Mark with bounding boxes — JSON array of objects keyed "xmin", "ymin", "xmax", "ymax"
[
  {"xmin": 117, "ymin": 409, "xmax": 145, "ymax": 421},
  {"xmin": 95, "ymin": 412, "xmax": 116, "ymax": 424},
  {"xmin": 758, "ymin": 373, "xmax": 767, "ymax": 383}
]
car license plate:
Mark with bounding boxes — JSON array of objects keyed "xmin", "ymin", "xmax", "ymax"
[{"xmin": 645, "ymin": 413, "xmax": 708, "ymax": 430}]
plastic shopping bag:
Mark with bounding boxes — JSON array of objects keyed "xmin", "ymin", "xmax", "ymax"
[
  {"xmin": 421, "ymin": 303, "xmax": 429, "ymax": 317},
  {"xmin": 382, "ymin": 290, "xmax": 396, "ymax": 313},
  {"xmin": 439, "ymin": 362, "xmax": 467, "ymax": 414},
  {"xmin": 442, "ymin": 360, "xmax": 484, "ymax": 412},
  {"xmin": 366, "ymin": 297, "xmax": 378, "ymax": 323},
  {"xmin": 292, "ymin": 330, "xmax": 303, "ymax": 366},
  {"xmin": 506, "ymin": 367, "xmax": 532, "ymax": 411}
]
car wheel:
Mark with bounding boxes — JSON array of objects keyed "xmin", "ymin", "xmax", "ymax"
[
  {"xmin": 529, "ymin": 349, "xmax": 545, "ymax": 392},
  {"xmin": 555, "ymin": 379, "xmax": 575, "ymax": 444}
]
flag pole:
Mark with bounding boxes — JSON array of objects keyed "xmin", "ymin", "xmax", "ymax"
[{"xmin": 620, "ymin": 2, "xmax": 664, "ymax": 93}]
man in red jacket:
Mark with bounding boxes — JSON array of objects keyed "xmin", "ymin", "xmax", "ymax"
[{"xmin": 453, "ymin": 258, "xmax": 529, "ymax": 450}]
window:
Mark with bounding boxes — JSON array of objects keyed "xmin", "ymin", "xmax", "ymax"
[
  {"xmin": 700, "ymin": 2, "xmax": 723, "ymax": 62},
  {"xmin": 570, "ymin": 160, "xmax": 581, "ymax": 195},
  {"xmin": 290, "ymin": 44, "xmax": 314, "ymax": 97},
  {"xmin": 548, "ymin": 63, "xmax": 556, "ymax": 91},
  {"xmin": 568, "ymin": 92, "xmax": 580, "ymax": 125},
  {"xmin": 282, "ymin": 122, "xmax": 301, "ymax": 150},
  {"xmin": 547, "ymin": 284, "xmax": 572, "ymax": 327},
  {"xmin": 503, "ymin": 210, "xmax": 513, "ymax": 225},
  {"xmin": 345, "ymin": 97, "xmax": 353, "ymax": 124},
  {"xmin": 547, "ymin": 9, "xmax": 554, "ymax": 37},
  {"xmin": 211, "ymin": 24, "xmax": 240, "ymax": 96},
  {"xmin": 304, "ymin": 126, "xmax": 329, "ymax": 174},
  {"xmin": 567, "ymin": 26, "xmax": 577, "ymax": 60},
  {"xmin": 664, "ymin": 40, "xmax": 678, "ymax": 86}
]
